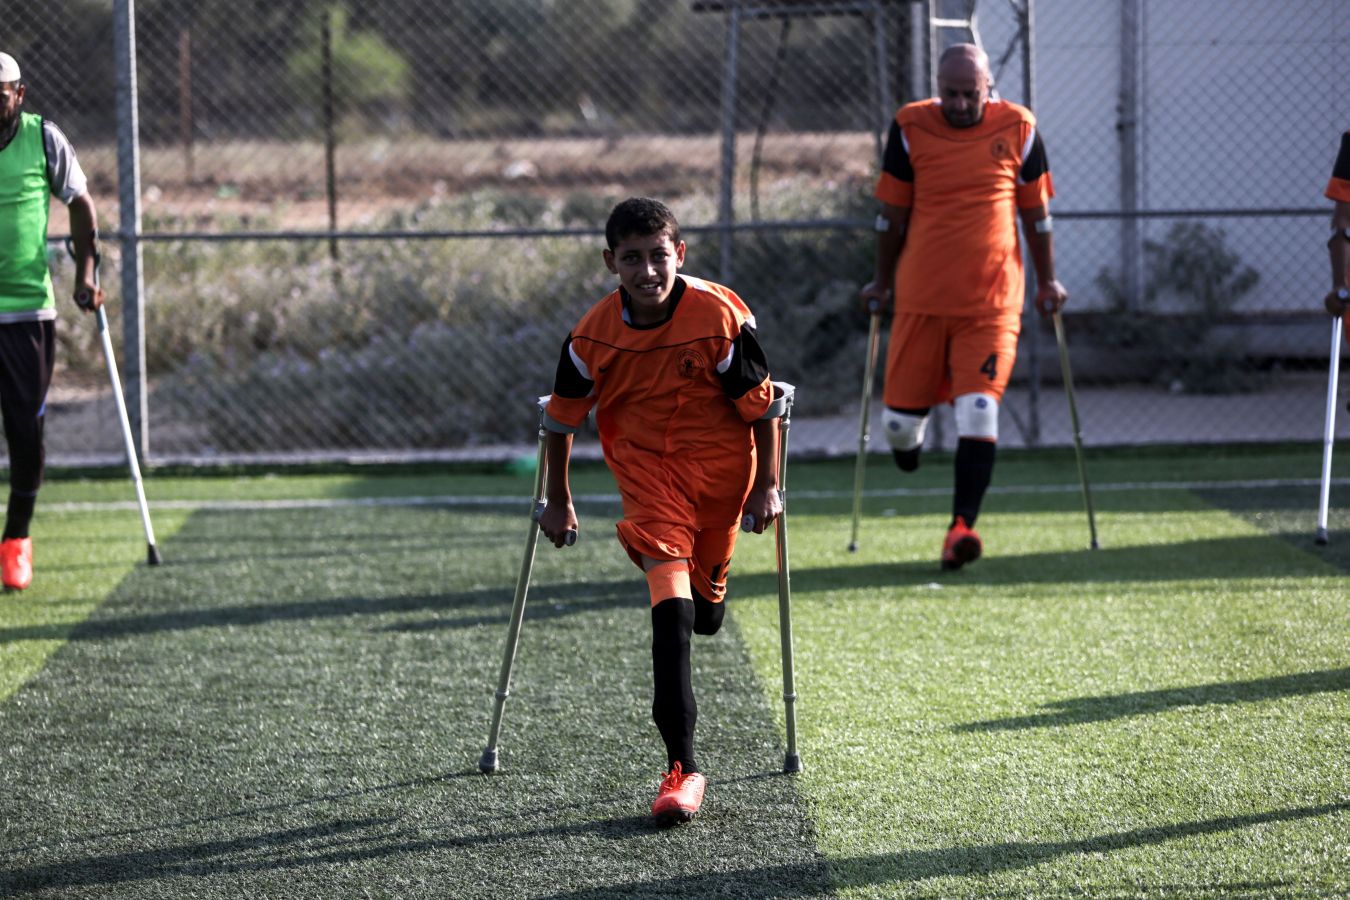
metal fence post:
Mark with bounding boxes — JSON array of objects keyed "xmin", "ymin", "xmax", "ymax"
[
  {"xmin": 718, "ymin": 0, "xmax": 742, "ymax": 283},
  {"xmin": 113, "ymin": 0, "xmax": 148, "ymax": 457},
  {"xmin": 1119, "ymin": 0, "xmax": 1142, "ymax": 310},
  {"xmin": 1018, "ymin": 0, "xmax": 1041, "ymax": 446}
]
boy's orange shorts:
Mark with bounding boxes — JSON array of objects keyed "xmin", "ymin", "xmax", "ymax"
[
  {"xmin": 883, "ymin": 310, "xmax": 1022, "ymax": 409},
  {"xmin": 614, "ymin": 468, "xmax": 749, "ymax": 606}
]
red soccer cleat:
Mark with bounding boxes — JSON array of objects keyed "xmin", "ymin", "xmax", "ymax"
[
  {"xmin": 650, "ymin": 761, "xmax": 706, "ymax": 826},
  {"xmin": 1, "ymin": 537, "xmax": 33, "ymax": 590},
  {"xmin": 941, "ymin": 517, "xmax": 982, "ymax": 571}
]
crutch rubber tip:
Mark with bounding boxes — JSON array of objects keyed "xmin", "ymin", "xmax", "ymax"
[
  {"xmin": 478, "ymin": 748, "xmax": 499, "ymax": 774},
  {"xmin": 1315, "ymin": 529, "xmax": 1329, "ymax": 546},
  {"xmin": 783, "ymin": 753, "xmax": 802, "ymax": 774},
  {"xmin": 847, "ymin": 541, "xmax": 858, "ymax": 553},
  {"xmin": 147, "ymin": 544, "xmax": 163, "ymax": 566},
  {"xmin": 1089, "ymin": 540, "xmax": 1100, "ymax": 550},
  {"xmin": 741, "ymin": 514, "xmax": 755, "ymax": 533},
  {"xmin": 564, "ymin": 530, "xmax": 577, "ymax": 546}
]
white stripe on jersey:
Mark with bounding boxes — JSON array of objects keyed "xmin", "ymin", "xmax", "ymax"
[
  {"xmin": 1016, "ymin": 127, "xmax": 1038, "ymax": 185},
  {"xmin": 568, "ymin": 343, "xmax": 592, "ymax": 381}
]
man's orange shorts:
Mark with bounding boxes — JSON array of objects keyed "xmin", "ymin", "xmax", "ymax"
[{"xmin": 883, "ymin": 310, "xmax": 1021, "ymax": 409}]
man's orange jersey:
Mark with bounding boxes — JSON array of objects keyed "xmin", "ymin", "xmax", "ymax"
[
  {"xmin": 1327, "ymin": 132, "xmax": 1350, "ymax": 202},
  {"xmin": 875, "ymin": 98, "xmax": 1054, "ymax": 316},
  {"xmin": 548, "ymin": 275, "xmax": 774, "ymax": 540}
]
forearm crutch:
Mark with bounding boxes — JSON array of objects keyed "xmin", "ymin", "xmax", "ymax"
[
  {"xmin": 68, "ymin": 242, "xmax": 161, "ymax": 565},
  {"xmin": 1052, "ymin": 312, "xmax": 1099, "ymax": 550},
  {"xmin": 743, "ymin": 381, "xmax": 802, "ymax": 774},
  {"xmin": 774, "ymin": 382, "xmax": 802, "ymax": 773},
  {"xmin": 479, "ymin": 396, "xmax": 573, "ymax": 774},
  {"xmin": 848, "ymin": 311, "xmax": 882, "ymax": 552},
  {"xmin": 1316, "ymin": 316, "xmax": 1343, "ymax": 545}
]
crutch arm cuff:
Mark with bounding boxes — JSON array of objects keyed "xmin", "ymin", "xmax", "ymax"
[
  {"xmin": 758, "ymin": 381, "xmax": 796, "ymax": 420},
  {"xmin": 543, "ymin": 410, "xmax": 579, "ymax": 434}
]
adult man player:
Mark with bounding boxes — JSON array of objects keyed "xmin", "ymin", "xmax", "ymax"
[
  {"xmin": 860, "ymin": 43, "xmax": 1067, "ymax": 570},
  {"xmin": 1326, "ymin": 128, "xmax": 1350, "ymax": 317},
  {"xmin": 0, "ymin": 52, "xmax": 103, "ymax": 590}
]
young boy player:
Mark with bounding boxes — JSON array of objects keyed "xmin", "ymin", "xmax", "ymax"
[{"xmin": 535, "ymin": 197, "xmax": 782, "ymax": 825}]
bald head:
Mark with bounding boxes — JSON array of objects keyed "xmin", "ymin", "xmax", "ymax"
[{"xmin": 937, "ymin": 43, "xmax": 991, "ymax": 128}]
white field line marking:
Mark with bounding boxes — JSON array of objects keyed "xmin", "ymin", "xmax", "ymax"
[{"xmin": 44, "ymin": 477, "xmax": 1350, "ymax": 514}]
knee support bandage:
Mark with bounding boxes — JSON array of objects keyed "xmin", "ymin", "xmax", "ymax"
[
  {"xmin": 882, "ymin": 408, "xmax": 929, "ymax": 452},
  {"xmin": 645, "ymin": 560, "xmax": 692, "ymax": 606},
  {"xmin": 954, "ymin": 393, "xmax": 999, "ymax": 441}
]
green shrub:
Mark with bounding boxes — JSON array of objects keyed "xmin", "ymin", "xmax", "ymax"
[{"xmin": 1095, "ymin": 221, "xmax": 1264, "ymax": 393}]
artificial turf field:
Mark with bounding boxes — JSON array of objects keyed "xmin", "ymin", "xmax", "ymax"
[{"xmin": 1, "ymin": 445, "xmax": 1346, "ymax": 899}]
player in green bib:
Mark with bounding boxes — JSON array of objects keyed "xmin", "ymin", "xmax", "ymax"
[{"xmin": 0, "ymin": 52, "xmax": 103, "ymax": 591}]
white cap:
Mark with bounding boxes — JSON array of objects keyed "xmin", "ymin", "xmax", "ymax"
[{"xmin": 0, "ymin": 53, "xmax": 20, "ymax": 83}]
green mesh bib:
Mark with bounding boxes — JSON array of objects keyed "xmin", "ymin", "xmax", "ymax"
[{"xmin": 0, "ymin": 112, "xmax": 55, "ymax": 313}]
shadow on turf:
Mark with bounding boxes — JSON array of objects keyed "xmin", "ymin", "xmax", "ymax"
[
  {"xmin": 534, "ymin": 801, "xmax": 1349, "ymax": 898},
  {"xmin": 0, "ymin": 769, "xmax": 483, "ymax": 857},
  {"xmin": 730, "ymin": 532, "xmax": 1345, "ymax": 597},
  {"xmin": 954, "ymin": 666, "xmax": 1350, "ymax": 732},
  {"xmin": 11, "ymin": 525, "xmax": 1326, "ymax": 645},
  {"xmin": 0, "ymin": 579, "xmax": 646, "ymax": 644},
  {"xmin": 0, "ymin": 801, "xmax": 785, "ymax": 894}
]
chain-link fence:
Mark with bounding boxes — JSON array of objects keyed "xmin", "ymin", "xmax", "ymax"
[{"xmin": 10, "ymin": 0, "xmax": 1350, "ymax": 465}]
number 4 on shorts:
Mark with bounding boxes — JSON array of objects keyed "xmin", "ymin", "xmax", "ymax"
[{"xmin": 979, "ymin": 353, "xmax": 998, "ymax": 381}]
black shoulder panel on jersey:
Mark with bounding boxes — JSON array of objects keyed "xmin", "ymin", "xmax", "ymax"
[
  {"xmin": 717, "ymin": 323, "xmax": 771, "ymax": 400},
  {"xmin": 1019, "ymin": 131, "xmax": 1049, "ymax": 182},
  {"xmin": 1334, "ymin": 132, "xmax": 1350, "ymax": 180},
  {"xmin": 552, "ymin": 335, "xmax": 594, "ymax": 399},
  {"xmin": 881, "ymin": 119, "xmax": 914, "ymax": 183}
]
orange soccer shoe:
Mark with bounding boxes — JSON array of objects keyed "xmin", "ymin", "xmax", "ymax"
[
  {"xmin": 650, "ymin": 761, "xmax": 706, "ymax": 826},
  {"xmin": 941, "ymin": 517, "xmax": 982, "ymax": 571},
  {"xmin": 1, "ymin": 537, "xmax": 33, "ymax": 591}
]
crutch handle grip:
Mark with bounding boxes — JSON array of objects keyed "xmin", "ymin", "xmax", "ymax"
[
  {"xmin": 563, "ymin": 529, "xmax": 577, "ymax": 546},
  {"xmin": 75, "ymin": 288, "xmax": 96, "ymax": 310},
  {"xmin": 741, "ymin": 514, "xmax": 756, "ymax": 533}
]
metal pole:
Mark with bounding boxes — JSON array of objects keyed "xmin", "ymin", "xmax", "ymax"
[
  {"xmin": 910, "ymin": 0, "xmax": 928, "ymax": 102},
  {"xmin": 773, "ymin": 383, "xmax": 800, "ymax": 774},
  {"xmin": 718, "ymin": 0, "xmax": 742, "ymax": 283},
  {"xmin": 322, "ymin": 9, "xmax": 340, "ymax": 271},
  {"xmin": 1053, "ymin": 313, "xmax": 1099, "ymax": 549},
  {"xmin": 178, "ymin": 27, "xmax": 192, "ymax": 183},
  {"xmin": 1119, "ymin": 0, "xmax": 1141, "ymax": 310},
  {"xmin": 870, "ymin": 1, "xmax": 891, "ymax": 162},
  {"xmin": 848, "ymin": 312, "xmax": 882, "ymax": 551},
  {"xmin": 113, "ymin": 0, "xmax": 148, "ymax": 457},
  {"xmin": 1019, "ymin": 0, "xmax": 1041, "ymax": 446},
  {"xmin": 480, "ymin": 399, "xmax": 552, "ymax": 774},
  {"xmin": 1316, "ymin": 317, "xmax": 1343, "ymax": 545}
]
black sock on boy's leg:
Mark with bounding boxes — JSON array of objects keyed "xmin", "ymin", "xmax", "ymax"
[
  {"xmin": 3, "ymin": 491, "xmax": 37, "ymax": 541},
  {"xmin": 692, "ymin": 587, "xmax": 725, "ymax": 636},
  {"xmin": 651, "ymin": 597, "xmax": 697, "ymax": 773},
  {"xmin": 952, "ymin": 438, "xmax": 996, "ymax": 527}
]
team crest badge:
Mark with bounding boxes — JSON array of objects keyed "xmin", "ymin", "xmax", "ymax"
[
  {"xmin": 990, "ymin": 137, "xmax": 1012, "ymax": 160},
  {"xmin": 677, "ymin": 350, "xmax": 707, "ymax": 378}
]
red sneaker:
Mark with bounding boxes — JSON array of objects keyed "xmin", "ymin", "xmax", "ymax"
[
  {"xmin": 650, "ymin": 761, "xmax": 706, "ymax": 825},
  {"xmin": 1, "ymin": 537, "xmax": 33, "ymax": 590},
  {"xmin": 941, "ymin": 517, "xmax": 982, "ymax": 571}
]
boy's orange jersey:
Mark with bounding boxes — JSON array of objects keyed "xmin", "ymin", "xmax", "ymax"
[
  {"xmin": 548, "ymin": 275, "xmax": 773, "ymax": 530},
  {"xmin": 875, "ymin": 98, "xmax": 1054, "ymax": 316},
  {"xmin": 1327, "ymin": 131, "xmax": 1350, "ymax": 202}
]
